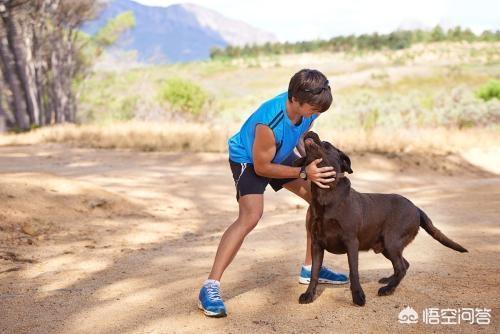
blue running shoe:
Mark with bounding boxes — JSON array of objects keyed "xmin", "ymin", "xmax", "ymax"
[
  {"xmin": 198, "ymin": 280, "xmax": 227, "ymax": 317},
  {"xmin": 299, "ymin": 265, "xmax": 349, "ymax": 285}
]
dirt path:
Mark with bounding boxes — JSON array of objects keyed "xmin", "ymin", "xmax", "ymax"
[{"xmin": 0, "ymin": 144, "xmax": 499, "ymax": 333}]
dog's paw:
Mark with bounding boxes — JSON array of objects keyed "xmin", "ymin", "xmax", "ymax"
[
  {"xmin": 378, "ymin": 285, "xmax": 395, "ymax": 296},
  {"xmin": 352, "ymin": 289, "xmax": 366, "ymax": 306},
  {"xmin": 378, "ymin": 276, "xmax": 393, "ymax": 284},
  {"xmin": 299, "ymin": 291, "xmax": 315, "ymax": 304}
]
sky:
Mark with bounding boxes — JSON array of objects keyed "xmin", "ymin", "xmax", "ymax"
[{"xmin": 134, "ymin": 0, "xmax": 500, "ymax": 42}]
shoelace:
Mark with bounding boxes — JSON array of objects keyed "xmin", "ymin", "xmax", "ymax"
[
  {"xmin": 206, "ymin": 284, "xmax": 222, "ymax": 302},
  {"xmin": 320, "ymin": 267, "xmax": 342, "ymax": 278},
  {"xmin": 304, "ymin": 266, "xmax": 327, "ymax": 273},
  {"xmin": 321, "ymin": 268, "xmax": 333, "ymax": 277},
  {"xmin": 305, "ymin": 266, "xmax": 335, "ymax": 276}
]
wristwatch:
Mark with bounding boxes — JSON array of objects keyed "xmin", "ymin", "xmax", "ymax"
[{"xmin": 299, "ymin": 166, "xmax": 307, "ymax": 180}]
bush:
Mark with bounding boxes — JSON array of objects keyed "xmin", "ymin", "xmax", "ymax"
[
  {"xmin": 157, "ymin": 77, "xmax": 209, "ymax": 116},
  {"xmin": 477, "ymin": 80, "xmax": 500, "ymax": 101},
  {"xmin": 113, "ymin": 96, "xmax": 138, "ymax": 121},
  {"xmin": 362, "ymin": 108, "xmax": 379, "ymax": 131}
]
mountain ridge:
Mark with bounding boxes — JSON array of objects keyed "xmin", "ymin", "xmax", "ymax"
[{"xmin": 83, "ymin": 0, "xmax": 277, "ymax": 63}]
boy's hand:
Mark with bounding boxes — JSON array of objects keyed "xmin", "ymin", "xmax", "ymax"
[{"xmin": 305, "ymin": 158, "xmax": 337, "ymax": 188}]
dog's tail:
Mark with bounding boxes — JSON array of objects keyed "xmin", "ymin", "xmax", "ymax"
[{"xmin": 418, "ymin": 208, "xmax": 468, "ymax": 253}]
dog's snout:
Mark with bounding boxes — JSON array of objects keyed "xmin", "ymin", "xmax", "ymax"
[{"xmin": 305, "ymin": 138, "xmax": 315, "ymax": 146}]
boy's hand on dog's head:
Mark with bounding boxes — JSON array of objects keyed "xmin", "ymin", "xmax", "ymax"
[{"xmin": 306, "ymin": 158, "xmax": 337, "ymax": 189}]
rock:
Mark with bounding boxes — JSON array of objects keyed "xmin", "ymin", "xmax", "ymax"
[
  {"xmin": 88, "ymin": 198, "xmax": 107, "ymax": 209},
  {"xmin": 21, "ymin": 223, "xmax": 38, "ymax": 236}
]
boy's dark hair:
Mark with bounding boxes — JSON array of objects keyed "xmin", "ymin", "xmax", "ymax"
[{"xmin": 288, "ymin": 69, "xmax": 332, "ymax": 112}]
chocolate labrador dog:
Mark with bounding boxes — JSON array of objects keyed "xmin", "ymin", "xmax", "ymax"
[{"xmin": 295, "ymin": 131, "xmax": 468, "ymax": 306}]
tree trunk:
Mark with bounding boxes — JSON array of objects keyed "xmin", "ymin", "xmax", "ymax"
[
  {"xmin": 23, "ymin": 21, "xmax": 40, "ymax": 125},
  {"xmin": 0, "ymin": 80, "xmax": 14, "ymax": 130},
  {"xmin": 0, "ymin": 80, "xmax": 7, "ymax": 131},
  {"xmin": 50, "ymin": 47, "xmax": 62, "ymax": 123},
  {"xmin": 0, "ymin": 109, "xmax": 6, "ymax": 132},
  {"xmin": 0, "ymin": 91, "xmax": 10, "ymax": 131},
  {"xmin": 30, "ymin": 21, "xmax": 45, "ymax": 125},
  {"xmin": 0, "ymin": 34, "xmax": 27, "ymax": 129},
  {"xmin": 1, "ymin": 1, "xmax": 38, "ymax": 126},
  {"xmin": 63, "ymin": 31, "xmax": 74, "ymax": 122}
]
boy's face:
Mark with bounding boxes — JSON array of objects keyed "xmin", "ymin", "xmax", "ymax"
[{"xmin": 291, "ymin": 97, "xmax": 321, "ymax": 118}]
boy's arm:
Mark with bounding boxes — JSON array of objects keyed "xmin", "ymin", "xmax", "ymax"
[
  {"xmin": 253, "ymin": 124, "xmax": 301, "ymax": 179},
  {"xmin": 296, "ymin": 133, "xmax": 306, "ymax": 157},
  {"xmin": 253, "ymin": 124, "xmax": 336, "ymax": 188},
  {"xmin": 296, "ymin": 122, "xmax": 315, "ymax": 157}
]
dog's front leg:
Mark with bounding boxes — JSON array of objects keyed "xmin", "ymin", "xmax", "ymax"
[
  {"xmin": 346, "ymin": 239, "xmax": 366, "ymax": 306},
  {"xmin": 299, "ymin": 241, "xmax": 324, "ymax": 304}
]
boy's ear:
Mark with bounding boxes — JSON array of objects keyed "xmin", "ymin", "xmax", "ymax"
[
  {"xmin": 338, "ymin": 150, "xmax": 353, "ymax": 174},
  {"xmin": 292, "ymin": 156, "xmax": 307, "ymax": 167}
]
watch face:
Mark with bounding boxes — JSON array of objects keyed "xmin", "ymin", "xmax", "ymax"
[{"xmin": 300, "ymin": 171, "xmax": 306, "ymax": 179}]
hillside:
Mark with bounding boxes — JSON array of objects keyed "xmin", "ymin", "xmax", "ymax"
[{"xmin": 82, "ymin": 0, "xmax": 277, "ymax": 62}]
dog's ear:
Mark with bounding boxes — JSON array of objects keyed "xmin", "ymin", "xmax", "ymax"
[
  {"xmin": 338, "ymin": 150, "xmax": 353, "ymax": 174},
  {"xmin": 292, "ymin": 156, "xmax": 307, "ymax": 167}
]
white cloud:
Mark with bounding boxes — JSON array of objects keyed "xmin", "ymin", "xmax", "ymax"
[{"xmin": 134, "ymin": 0, "xmax": 500, "ymax": 41}]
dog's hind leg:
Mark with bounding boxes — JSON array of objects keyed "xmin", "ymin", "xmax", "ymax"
[
  {"xmin": 378, "ymin": 248, "xmax": 407, "ymax": 296},
  {"xmin": 378, "ymin": 253, "xmax": 409, "ymax": 284}
]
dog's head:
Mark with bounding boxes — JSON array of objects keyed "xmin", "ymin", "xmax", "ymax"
[{"xmin": 294, "ymin": 131, "xmax": 353, "ymax": 174}]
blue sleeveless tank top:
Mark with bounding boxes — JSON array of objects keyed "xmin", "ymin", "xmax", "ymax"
[{"xmin": 228, "ymin": 92, "xmax": 319, "ymax": 164}]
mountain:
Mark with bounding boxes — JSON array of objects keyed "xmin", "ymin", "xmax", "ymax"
[{"xmin": 82, "ymin": 0, "xmax": 277, "ymax": 63}]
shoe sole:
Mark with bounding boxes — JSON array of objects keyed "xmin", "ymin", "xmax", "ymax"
[
  {"xmin": 198, "ymin": 300, "xmax": 227, "ymax": 318},
  {"xmin": 299, "ymin": 277, "xmax": 349, "ymax": 285}
]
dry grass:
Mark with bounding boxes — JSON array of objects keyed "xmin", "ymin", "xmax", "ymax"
[
  {"xmin": 0, "ymin": 122, "xmax": 234, "ymax": 152},
  {"xmin": 315, "ymin": 126, "xmax": 500, "ymax": 154},
  {"xmin": 1, "ymin": 121, "xmax": 498, "ymax": 155}
]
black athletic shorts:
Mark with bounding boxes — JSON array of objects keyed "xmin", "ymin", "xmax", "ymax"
[{"xmin": 229, "ymin": 152, "xmax": 300, "ymax": 201}]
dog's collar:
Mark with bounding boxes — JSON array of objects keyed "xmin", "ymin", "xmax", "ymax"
[{"xmin": 334, "ymin": 172, "xmax": 346, "ymax": 179}]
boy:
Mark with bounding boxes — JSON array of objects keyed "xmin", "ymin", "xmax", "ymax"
[{"xmin": 198, "ymin": 69, "xmax": 348, "ymax": 317}]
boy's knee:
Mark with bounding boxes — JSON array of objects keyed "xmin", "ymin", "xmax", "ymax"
[{"xmin": 238, "ymin": 211, "xmax": 263, "ymax": 232}]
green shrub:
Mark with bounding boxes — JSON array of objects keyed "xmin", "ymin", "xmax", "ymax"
[
  {"xmin": 113, "ymin": 96, "xmax": 138, "ymax": 121},
  {"xmin": 158, "ymin": 77, "xmax": 209, "ymax": 116},
  {"xmin": 477, "ymin": 80, "xmax": 500, "ymax": 101},
  {"xmin": 362, "ymin": 108, "xmax": 379, "ymax": 131}
]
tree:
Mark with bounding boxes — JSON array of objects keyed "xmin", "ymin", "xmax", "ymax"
[
  {"xmin": 0, "ymin": 0, "xmax": 134, "ymax": 130},
  {"xmin": 0, "ymin": 0, "xmax": 38, "ymax": 125},
  {"xmin": 0, "ymin": 18, "xmax": 27, "ymax": 129},
  {"xmin": 430, "ymin": 25, "xmax": 446, "ymax": 42}
]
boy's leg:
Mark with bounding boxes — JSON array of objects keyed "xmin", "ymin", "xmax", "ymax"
[
  {"xmin": 282, "ymin": 178, "xmax": 313, "ymax": 265},
  {"xmin": 199, "ymin": 194, "xmax": 264, "ymax": 317},
  {"xmin": 199, "ymin": 161, "xmax": 268, "ymax": 317},
  {"xmin": 208, "ymin": 194, "xmax": 264, "ymax": 280}
]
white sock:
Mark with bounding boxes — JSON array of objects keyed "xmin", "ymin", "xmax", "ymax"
[
  {"xmin": 204, "ymin": 279, "xmax": 220, "ymax": 287},
  {"xmin": 302, "ymin": 264, "xmax": 312, "ymax": 270}
]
